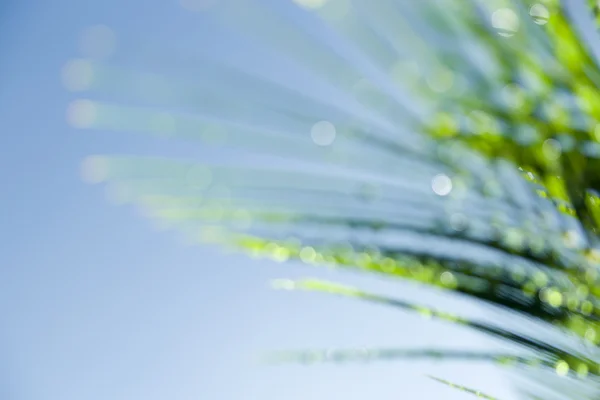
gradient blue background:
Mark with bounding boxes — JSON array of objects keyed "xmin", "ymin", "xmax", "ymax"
[{"xmin": 1, "ymin": 1, "xmax": 518, "ymax": 399}]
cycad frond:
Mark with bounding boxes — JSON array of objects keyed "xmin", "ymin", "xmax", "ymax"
[{"xmin": 68, "ymin": 0, "xmax": 600, "ymax": 397}]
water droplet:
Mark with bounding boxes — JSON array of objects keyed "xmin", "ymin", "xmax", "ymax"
[
  {"xmin": 555, "ymin": 360, "xmax": 569, "ymax": 376},
  {"xmin": 530, "ymin": 3, "xmax": 550, "ymax": 25},
  {"xmin": 492, "ymin": 8, "xmax": 519, "ymax": 37},
  {"xmin": 576, "ymin": 363, "xmax": 589, "ymax": 378},
  {"xmin": 311, "ymin": 120, "xmax": 336, "ymax": 146},
  {"xmin": 440, "ymin": 271, "xmax": 457, "ymax": 287},
  {"xmin": 546, "ymin": 289, "xmax": 563, "ymax": 307},
  {"xmin": 585, "ymin": 327, "xmax": 597, "ymax": 342},
  {"xmin": 432, "ymin": 174, "xmax": 453, "ymax": 196},
  {"xmin": 300, "ymin": 247, "xmax": 317, "ymax": 263}
]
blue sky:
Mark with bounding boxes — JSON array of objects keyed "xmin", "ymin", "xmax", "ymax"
[{"xmin": 0, "ymin": 1, "xmax": 519, "ymax": 399}]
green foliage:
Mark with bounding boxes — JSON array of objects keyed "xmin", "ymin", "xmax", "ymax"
[{"xmin": 69, "ymin": 0, "xmax": 600, "ymax": 398}]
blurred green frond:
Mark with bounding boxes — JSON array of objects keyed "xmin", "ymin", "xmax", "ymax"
[
  {"xmin": 265, "ymin": 347, "xmax": 528, "ymax": 366},
  {"xmin": 427, "ymin": 375, "xmax": 499, "ymax": 399},
  {"xmin": 271, "ymin": 278, "xmax": 599, "ymax": 379},
  {"xmin": 69, "ymin": 0, "xmax": 600, "ymax": 397}
]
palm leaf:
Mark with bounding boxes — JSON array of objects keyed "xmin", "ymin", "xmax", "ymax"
[{"xmin": 67, "ymin": 0, "xmax": 600, "ymax": 397}]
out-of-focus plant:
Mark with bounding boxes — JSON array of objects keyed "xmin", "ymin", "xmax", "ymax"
[{"xmin": 65, "ymin": 0, "xmax": 600, "ymax": 398}]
